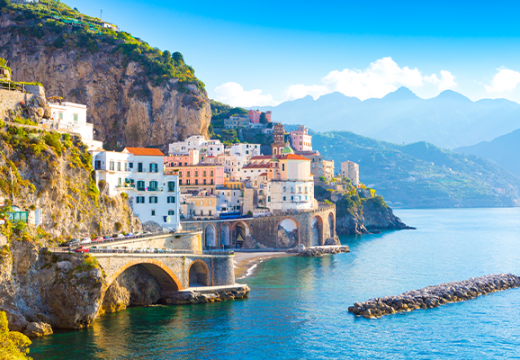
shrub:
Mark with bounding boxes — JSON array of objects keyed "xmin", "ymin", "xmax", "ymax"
[
  {"xmin": 0, "ymin": 311, "xmax": 32, "ymax": 360},
  {"xmin": 43, "ymin": 132, "xmax": 63, "ymax": 156},
  {"xmin": 115, "ymin": 222, "xmax": 122, "ymax": 231},
  {"xmin": 120, "ymin": 192, "xmax": 128, "ymax": 200},
  {"xmin": 97, "ymin": 180, "xmax": 106, "ymax": 191}
]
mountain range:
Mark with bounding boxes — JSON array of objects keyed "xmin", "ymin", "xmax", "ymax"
[
  {"xmin": 255, "ymin": 88, "xmax": 520, "ymax": 149},
  {"xmin": 311, "ymin": 131, "xmax": 520, "ymax": 208},
  {"xmin": 455, "ymin": 129, "xmax": 520, "ymax": 178}
]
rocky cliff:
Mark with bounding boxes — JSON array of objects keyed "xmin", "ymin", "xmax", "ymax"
[
  {"xmin": 315, "ymin": 183, "xmax": 413, "ymax": 235},
  {"xmin": 0, "ymin": 4, "xmax": 211, "ymax": 151}
]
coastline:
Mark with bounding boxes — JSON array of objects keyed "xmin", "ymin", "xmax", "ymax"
[{"xmin": 234, "ymin": 252, "xmax": 295, "ymax": 279}]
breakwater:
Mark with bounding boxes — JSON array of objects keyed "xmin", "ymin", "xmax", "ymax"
[
  {"xmin": 348, "ymin": 273, "xmax": 520, "ymax": 319},
  {"xmin": 298, "ymin": 245, "xmax": 350, "ymax": 257}
]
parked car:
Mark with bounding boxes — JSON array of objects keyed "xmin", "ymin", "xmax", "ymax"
[
  {"xmin": 80, "ymin": 238, "xmax": 91, "ymax": 244},
  {"xmin": 92, "ymin": 236, "xmax": 104, "ymax": 242},
  {"xmin": 62, "ymin": 239, "xmax": 79, "ymax": 247},
  {"xmin": 116, "ymin": 234, "xmax": 125, "ymax": 238},
  {"xmin": 74, "ymin": 246, "xmax": 89, "ymax": 253},
  {"xmin": 143, "ymin": 232, "xmax": 152, "ymax": 236},
  {"xmin": 134, "ymin": 231, "xmax": 143, "ymax": 236},
  {"xmin": 104, "ymin": 236, "xmax": 112, "ymax": 240},
  {"xmin": 125, "ymin": 233, "xmax": 134, "ymax": 237}
]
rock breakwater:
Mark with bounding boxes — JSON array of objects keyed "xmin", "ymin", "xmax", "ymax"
[
  {"xmin": 299, "ymin": 246, "xmax": 350, "ymax": 257},
  {"xmin": 348, "ymin": 273, "xmax": 520, "ymax": 319}
]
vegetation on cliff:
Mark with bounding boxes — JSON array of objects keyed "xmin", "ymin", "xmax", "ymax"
[
  {"xmin": 313, "ymin": 131, "xmax": 520, "ymax": 208},
  {"xmin": 3, "ymin": 0, "xmax": 203, "ymax": 91},
  {"xmin": 0, "ymin": 311, "xmax": 31, "ymax": 360}
]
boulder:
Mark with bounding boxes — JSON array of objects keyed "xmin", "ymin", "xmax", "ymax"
[{"xmin": 23, "ymin": 322, "xmax": 53, "ymax": 337}]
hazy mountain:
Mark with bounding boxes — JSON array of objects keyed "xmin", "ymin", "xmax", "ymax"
[
  {"xmin": 455, "ymin": 129, "xmax": 520, "ymax": 178},
  {"xmin": 311, "ymin": 131, "xmax": 520, "ymax": 208},
  {"xmin": 255, "ymin": 88, "xmax": 520, "ymax": 149}
]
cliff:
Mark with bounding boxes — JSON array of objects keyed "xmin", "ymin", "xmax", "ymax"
[
  {"xmin": 0, "ymin": 2, "xmax": 211, "ymax": 151},
  {"xmin": 314, "ymin": 182, "xmax": 412, "ymax": 235}
]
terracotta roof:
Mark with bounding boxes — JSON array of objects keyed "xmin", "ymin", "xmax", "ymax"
[
  {"xmin": 124, "ymin": 147, "xmax": 165, "ymax": 156},
  {"xmin": 279, "ymin": 154, "xmax": 312, "ymax": 161},
  {"xmin": 250, "ymin": 155, "xmax": 273, "ymax": 160}
]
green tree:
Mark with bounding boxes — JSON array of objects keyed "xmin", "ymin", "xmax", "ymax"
[
  {"xmin": 319, "ymin": 176, "xmax": 327, "ymax": 183},
  {"xmin": 0, "ymin": 311, "xmax": 32, "ymax": 360},
  {"xmin": 259, "ymin": 112, "xmax": 268, "ymax": 124},
  {"xmin": 0, "ymin": 0, "xmax": 10, "ymax": 9}
]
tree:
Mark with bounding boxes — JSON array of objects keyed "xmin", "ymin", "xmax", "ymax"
[
  {"xmin": 0, "ymin": 311, "xmax": 31, "ymax": 359},
  {"xmin": 319, "ymin": 176, "xmax": 327, "ymax": 183},
  {"xmin": 259, "ymin": 112, "xmax": 268, "ymax": 124},
  {"xmin": 0, "ymin": 0, "xmax": 10, "ymax": 9}
]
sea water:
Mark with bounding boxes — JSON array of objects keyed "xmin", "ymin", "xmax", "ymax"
[{"xmin": 30, "ymin": 208, "xmax": 520, "ymax": 359}]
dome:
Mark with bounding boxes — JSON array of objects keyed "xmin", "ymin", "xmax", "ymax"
[{"xmin": 281, "ymin": 142, "xmax": 294, "ymax": 154}]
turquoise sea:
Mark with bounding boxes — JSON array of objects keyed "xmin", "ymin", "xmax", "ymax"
[{"xmin": 30, "ymin": 208, "xmax": 520, "ymax": 359}]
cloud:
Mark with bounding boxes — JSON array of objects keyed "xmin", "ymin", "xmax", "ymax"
[
  {"xmin": 214, "ymin": 82, "xmax": 275, "ymax": 107},
  {"xmin": 485, "ymin": 67, "xmax": 520, "ymax": 93},
  {"xmin": 285, "ymin": 57, "xmax": 456, "ymax": 101}
]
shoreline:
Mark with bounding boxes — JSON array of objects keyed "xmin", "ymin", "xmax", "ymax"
[{"xmin": 234, "ymin": 252, "xmax": 295, "ymax": 279}]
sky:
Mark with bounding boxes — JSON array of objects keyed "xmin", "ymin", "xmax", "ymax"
[{"xmin": 66, "ymin": 0, "xmax": 520, "ymax": 107}]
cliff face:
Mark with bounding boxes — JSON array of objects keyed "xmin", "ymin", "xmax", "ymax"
[{"xmin": 0, "ymin": 11, "xmax": 211, "ymax": 151}]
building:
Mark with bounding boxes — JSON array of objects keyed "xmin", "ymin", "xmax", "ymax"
[
  {"xmin": 47, "ymin": 100, "xmax": 103, "ymax": 151},
  {"xmin": 323, "ymin": 159, "xmax": 335, "ymax": 181},
  {"xmin": 91, "ymin": 147, "xmax": 181, "ymax": 231},
  {"xmin": 224, "ymin": 116, "xmax": 249, "ymax": 129},
  {"xmin": 215, "ymin": 187, "xmax": 243, "ymax": 213},
  {"xmin": 165, "ymin": 164, "xmax": 225, "ymax": 190},
  {"xmin": 168, "ymin": 135, "xmax": 224, "ymax": 162},
  {"xmin": 249, "ymin": 109, "xmax": 272, "ymax": 124},
  {"xmin": 295, "ymin": 150, "xmax": 335, "ymax": 181},
  {"xmin": 180, "ymin": 193, "xmax": 217, "ymax": 220},
  {"xmin": 271, "ymin": 123, "xmax": 286, "ymax": 156},
  {"xmin": 341, "ymin": 160, "xmax": 360, "ymax": 186},
  {"xmin": 290, "ymin": 125, "xmax": 312, "ymax": 152},
  {"xmin": 164, "ymin": 149, "xmax": 199, "ymax": 167},
  {"xmin": 229, "ymin": 143, "xmax": 261, "ymax": 158}
]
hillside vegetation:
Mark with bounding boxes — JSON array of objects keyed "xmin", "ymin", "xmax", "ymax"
[{"xmin": 313, "ymin": 131, "xmax": 520, "ymax": 208}]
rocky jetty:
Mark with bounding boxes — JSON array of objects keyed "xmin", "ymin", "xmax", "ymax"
[
  {"xmin": 161, "ymin": 285, "xmax": 250, "ymax": 305},
  {"xmin": 298, "ymin": 246, "xmax": 350, "ymax": 257},
  {"xmin": 348, "ymin": 274, "xmax": 520, "ymax": 319}
]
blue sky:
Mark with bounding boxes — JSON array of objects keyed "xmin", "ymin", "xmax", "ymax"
[{"xmin": 67, "ymin": 0, "xmax": 520, "ymax": 106}]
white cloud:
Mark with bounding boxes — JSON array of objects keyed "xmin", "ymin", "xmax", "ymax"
[
  {"xmin": 214, "ymin": 82, "xmax": 275, "ymax": 107},
  {"xmin": 485, "ymin": 67, "xmax": 520, "ymax": 93},
  {"xmin": 284, "ymin": 57, "xmax": 456, "ymax": 101},
  {"xmin": 214, "ymin": 58, "xmax": 457, "ymax": 107}
]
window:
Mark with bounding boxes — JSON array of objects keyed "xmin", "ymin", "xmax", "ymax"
[
  {"xmin": 268, "ymin": 196, "xmax": 271, "ymax": 202},
  {"xmin": 136, "ymin": 196, "xmax": 145, "ymax": 204},
  {"xmin": 137, "ymin": 162, "xmax": 143, "ymax": 172},
  {"xmin": 151, "ymin": 210, "xmax": 156, "ymax": 216},
  {"xmin": 124, "ymin": 163, "xmax": 128, "ymax": 171},
  {"xmin": 168, "ymin": 210, "xmax": 175, "ymax": 215},
  {"xmin": 291, "ymin": 196, "xmax": 294, "ymax": 201},
  {"xmin": 95, "ymin": 160, "xmax": 101, "ymax": 170},
  {"xmin": 187, "ymin": 171, "xmax": 191, "ymax": 177},
  {"xmin": 211, "ymin": 179, "xmax": 214, "ymax": 185},
  {"xmin": 200, "ymin": 201, "xmax": 203, "ymax": 205},
  {"xmin": 179, "ymin": 179, "xmax": 183, "ymax": 185},
  {"xmin": 209, "ymin": 210, "xmax": 212, "ymax": 216},
  {"xmin": 118, "ymin": 178, "xmax": 122, "ymax": 186},
  {"xmin": 195, "ymin": 171, "xmax": 199, "ymax": 177},
  {"xmin": 137, "ymin": 181, "xmax": 145, "ymax": 191},
  {"xmin": 150, "ymin": 163, "xmax": 158, "ymax": 173},
  {"xmin": 203, "ymin": 179, "xmax": 207, "ymax": 185},
  {"xmin": 167, "ymin": 196, "xmax": 175, "ymax": 204},
  {"xmin": 282, "ymin": 164, "xmax": 285, "ymax": 171},
  {"xmin": 149, "ymin": 196, "xmax": 158, "ymax": 204},
  {"xmin": 73, "ymin": 114, "xmax": 79, "ymax": 123},
  {"xmin": 283, "ymin": 196, "xmax": 286, "ymax": 201},
  {"xmin": 211, "ymin": 170, "xmax": 214, "ymax": 176},
  {"xmin": 179, "ymin": 171, "xmax": 182, "ymax": 177},
  {"xmin": 129, "ymin": 162, "xmax": 133, "ymax": 169},
  {"xmin": 117, "ymin": 162, "xmax": 121, "ymax": 171},
  {"xmin": 195, "ymin": 179, "xmax": 199, "ymax": 185},
  {"xmin": 187, "ymin": 179, "xmax": 191, "ymax": 185},
  {"xmin": 59, "ymin": 112, "xmax": 63, "ymax": 120},
  {"xmin": 149, "ymin": 181, "xmax": 158, "ymax": 191},
  {"xmin": 109, "ymin": 161, "xmax": 115, "ymax": 171},
  {"xmin": 168, "ymin": 181, "xmax": 175, "ymax": 192},
  {"xmin": 203, "ymin": 170, "xmax": 207, "ymax": 177}
]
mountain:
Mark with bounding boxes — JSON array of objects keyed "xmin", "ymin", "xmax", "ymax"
[
  {"xmin": 256, "ymin": 88, "xmax": 520, "ymax": 149},
  {"xmin": 455, "ymin": 129, "xmax": 520, "ymax": 178},
  {"xmin": 0, "ymin": 1, "xmax": 210, "ymax": 150},
  {"xmin": 312, "ymin": 131, "xmax": 520, "ymax": 208}
]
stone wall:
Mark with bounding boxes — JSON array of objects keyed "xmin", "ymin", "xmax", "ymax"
[
  {"xmin": 85, "ymin": 232, "xmax": 202, "ymax": 252},
  {"xmin": 0, "ymin": 88, "xmax": 31, "ymax": 120}
]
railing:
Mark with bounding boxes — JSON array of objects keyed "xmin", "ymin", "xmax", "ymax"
[
  {"xmin": 85, "ymin": 248, "xmax": 234, "ymax": 256},
  {"xmin": 0, "ymin": 81, "xmax": 25, "ymax": 92}
]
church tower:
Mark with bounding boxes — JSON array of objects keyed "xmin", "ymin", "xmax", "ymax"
[{"xmin": 271, "ymin": 123, "xmax": 285, "ymax": 156}]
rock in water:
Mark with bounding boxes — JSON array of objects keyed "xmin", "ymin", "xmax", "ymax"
[
  {"xmin": 23, "ymin": 322, "xmax": 53, "ymax": 337},
  {"xmin": 349, "ymin": 273, "xmax": 520, "ymax": 319}
]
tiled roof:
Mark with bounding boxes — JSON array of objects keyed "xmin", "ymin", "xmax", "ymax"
[
  {"xmin": 124, "ymin": 147, "xmax": 165, "ymax": 156},
  {"xmin": 279, "ymin": 154, "xmax": 312, "ymax": 161}
]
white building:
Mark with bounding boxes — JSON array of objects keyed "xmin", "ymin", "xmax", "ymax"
[
  {"xmin": 224, "ymin": 116, "xmax": 249, "ymax": 129},
  {"xmin": 169, "ymin": 135, "xmax": 224, "ymax": 159},
  {"xmin": 91, "ymin": 147, "xmax": 181, "ymax": 231},
  {"xmin": 215, "ymin": 188, "xmax": 243, "ymax": 213},
  {"xmin": 229, "ymin": 143, "xmax": 261, "ymax": 158},
  {"xmin": 48, "ymin": 101, "xmax": 103, "ymax": 151}
]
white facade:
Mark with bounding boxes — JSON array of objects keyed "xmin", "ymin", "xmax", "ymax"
[
  {"xmin": 92, "ymin": 151, "xmax": 133, "ymax": 196},
  {"xmin": 169, "ymin": 135, "xmax": 224, "ymax": 157},
  {"xmin": 48, "ymin": 101, "xmax": 103, "ymax": 151},
  {"xmin": 229, "ymin": 143, "xmax": 261, "ymax": 158},
  {"xmin": 266, "ymin": 180, "xmax": 315, "ymax": 212},
  {"xmin": 215, "ymin": 188, "xmax": 243, "ymax": 213}
]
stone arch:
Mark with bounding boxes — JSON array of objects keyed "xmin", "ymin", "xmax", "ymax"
[
  {"xmin": 188, "ymin": 260, "xmax": 210, "ymax": 286},
  {"xmin": 232, "ymin": 221, "xmax": 250, "ymax": 247},
  {"xmin": 311, "ymin": 215, "xmax": 323, "ymax": 246},
  {"xmin": 204, "ymin": 223, "xmax": 217, "ymax": 248},
  {"xmin": 277, "ymin": 217, "xmax": 300, "ymax": 248},
  {"xmin": 106, "ymin": 259, "xmax": 183, "ymax": 293},
  {"xmin": 220, "ymin": 222, "xmax": 231, "ymax": 247},
  {"xmin": 329, "ymin": 212, "xmax": 335, "ymax": 237}
]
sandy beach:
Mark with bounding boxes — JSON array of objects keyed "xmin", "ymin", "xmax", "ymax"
[{"xmin": 234, "ymin": 252, "xmax": 295, "ymax": 279}]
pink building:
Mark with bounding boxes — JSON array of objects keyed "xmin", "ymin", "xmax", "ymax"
[
  {"xmin": 165, "ymin": 164, "xmax": 225, "ymax": 188},
  {"xmin": 163, "ymin": 149, "xmax": 199, "ymax": 167},
  {"xmin": 290, "ymin": 125, "xmax": 312, "ymax": 152},
  {"xmin": 249, "ymin": 110, "xmax": 272, "ymax": 124}
]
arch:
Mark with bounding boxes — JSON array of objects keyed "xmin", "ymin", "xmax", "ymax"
[
  {"xmin": 311, "ymin": 215, "xmax": 324, "ymax": 246},
  {"xmin": 329, "ymin": 212, "xmax": 335, "ymax": 237},
  {"xmin": 188, "ymin": 260, "xmax": 210, "ymax": 286},
  {"xmin": 107, "ymin": 259, "xmax": 183, "ymax": 292},
  {"xmin": 220, "ymin": 223, "xmax": 231, "ymax": 247},
  {"xmin": 231, "ymin": 221, "xmax": 250, "ymax": 247},
  {"xmin": 204, "ymin": 223, "xmax": 217, "ymax": 248},
  {"xmin": 277, "ymin": 217, "xmax": 299, "ymax": 248}
]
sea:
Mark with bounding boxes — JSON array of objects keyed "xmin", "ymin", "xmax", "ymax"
[{"xmin": 30, "ymin": 208, "xmax": 520, "ymax": 359}]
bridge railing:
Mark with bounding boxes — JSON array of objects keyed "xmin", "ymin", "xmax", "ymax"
[
  {"xmin": 86, "ymin": 248, "xmax": 235, "ymax": 256},
  {"xmin": 80, "ymin": 229, "xmax": 200, "ymax": 247}
]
